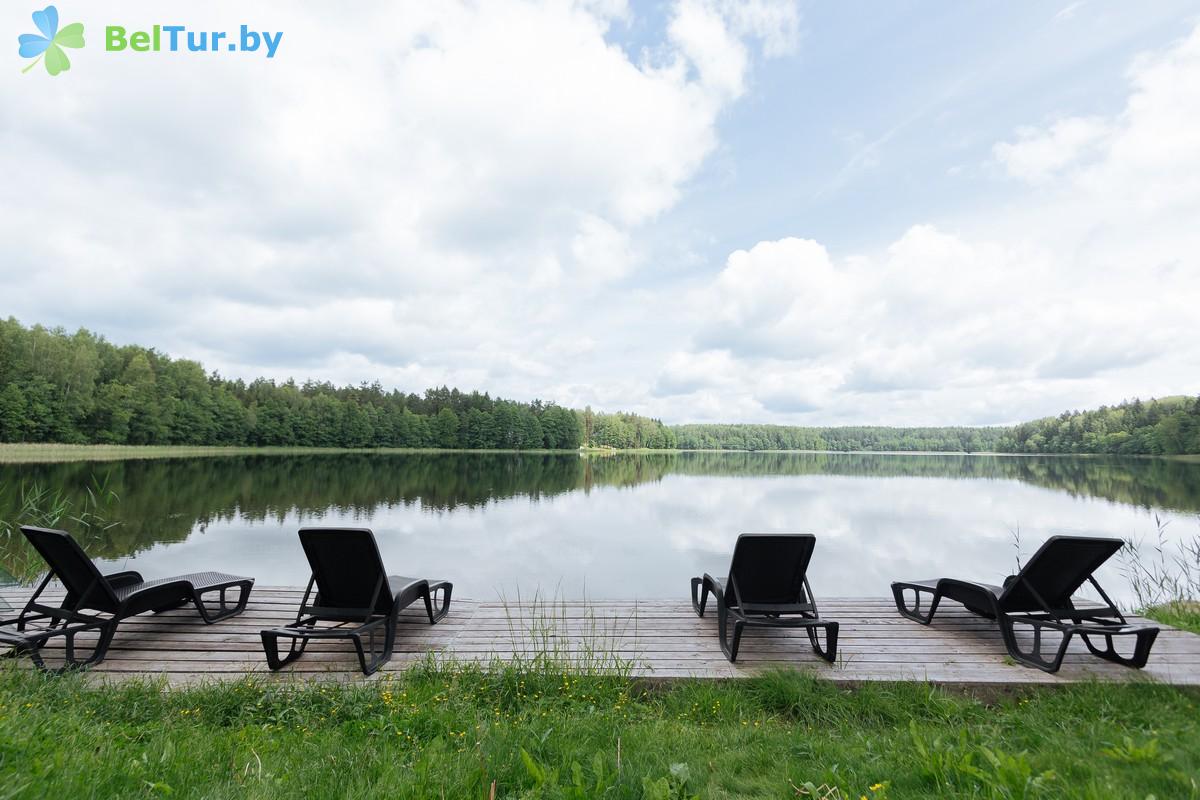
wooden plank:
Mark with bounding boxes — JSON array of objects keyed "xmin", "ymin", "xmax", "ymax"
[{"xmin": 4, "ymin": 588, "xmax": 1199, "ymax": 685}]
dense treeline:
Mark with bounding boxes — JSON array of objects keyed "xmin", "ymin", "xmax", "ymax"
[
  {"xmin": 673, "ymin": 401, "xmax": 1200, "ymax": 455},
  {"xmin": 995, "ymin": 396, "xmax": 1200, "ymax": 456},
  {"xmin": 671, "ymin": 400, "xmax": 1200, "ymax": 455},
  {"xmin": 3, "ymin": 319, "xmax": 1197, "ymax": 455},
  {"xmin": 671, "ymin": 424, "xmax": 1006, "ymax": 453},
  {"xmin": 0, "ymin": 319, "xmax": 675, "ymax": 450}
]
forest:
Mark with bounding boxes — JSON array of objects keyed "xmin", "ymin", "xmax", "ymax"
[
  {"xmin": 674, "ymin": 399, "xmax": 1200, "ymax": 455},
  {"xmin": 2, "ymin": 319, "xmax": 1197, "ymax": 455},
  {"xmin": 994, "ymin": 396, "xmax": 1200, "ymax": 456},
  {"xmin": 672, "ymin": 424, "xmax": 1007, "ymax": 452},
  {"xmin": 0, "ymin": 319, "xmax": 675, "ymax": 450}
]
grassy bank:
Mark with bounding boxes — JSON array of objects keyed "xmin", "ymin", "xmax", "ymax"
[
  {"xmin": 5, "ymin": 442, "xmax": 1200, "ymax": 465},
  {"xmin": 0, "ymin": 666, "xmax": 1196, "ymax": 799},
  {"xmin": 1145, "ymin": 601, "xmax": 1200, "ymax": 635},
  {"xmin": 0, "ymin": 444, "xmax": 590, "ymax": 464}
]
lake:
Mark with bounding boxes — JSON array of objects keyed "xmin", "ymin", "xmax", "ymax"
[{"xmin": 1, "ymin": 452, "xmax": 1198, "ymax": 604}]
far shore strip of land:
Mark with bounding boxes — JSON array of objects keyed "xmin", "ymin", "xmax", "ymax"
[{"xmin": 0, "ymin": 442, "xmax": 1196, "ymax": 464}]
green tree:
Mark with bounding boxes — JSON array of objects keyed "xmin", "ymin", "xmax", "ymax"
[
  {"xmin": 0, "ymin": 383, "xmax": 27, "ymax": 441},
  {"xmin": 433, "ymin": 407, "xmax": 460, "ymax": 448}
]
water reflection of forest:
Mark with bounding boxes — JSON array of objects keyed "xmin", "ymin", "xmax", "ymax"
[{"xmin": 1, "ymin": 452, "xmax": 1198, "ymax": 570}]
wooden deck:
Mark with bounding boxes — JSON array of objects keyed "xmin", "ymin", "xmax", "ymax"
[{"xmin": 3, "ymin": 586, "xmax": 1199, "ymax": 686}]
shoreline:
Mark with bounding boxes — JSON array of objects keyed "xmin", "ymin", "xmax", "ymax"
[{"xmin": 0, "ymin": 442, "xmax": 1196, "ymax": 464}]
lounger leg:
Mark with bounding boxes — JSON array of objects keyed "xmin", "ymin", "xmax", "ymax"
[
  {"xmin": 26, "ymin": 620, "xmax": 117, "ymax": 673},
  {"xmin": 260, "ymin": 629, "xmax": 310, "ymax": 671},
  {"xmin": 65, "ymin": 622, "xmax": 117, "ymax": 671},
  {"xmin": 892, "ymin": 583, "xmax": 941, "ymax": 625},
  {"xmin": 998, "ymin": 616, "xmax": 1072, "ymax": 673},
  {"xmin": 351, "ymin": 634, "xmax": 371, "ymax": 675},
  {"xmin": 352, "ymin": 615, "xmax": 397, "ymax": 676},
  {"xmin": 193, "ymin": 581, "xmax": 253, "ymax": 624},
  {"xmin": 715, "ymin": 601, "xmax": 744, "ymax": 662},
  {"xmin": 690, "ymin": 578, "xmax": 710, "ymax": 617},
  {"xmin": 1078, "ymin": 628, "xmax": 1158, "ymax": 669},
  {"xmin": 723, "ymin": 620, "xmax": 744, "ymax": 663},
  {"xmin": 805, "ymin": 622, "xmax": 839, "ymax": 663},
  {"xmin": 351, "ymin": 632, "xmax": 383, "ymax": 676},
  {"xmin": 0, "ymin": 632, "xmax": 49, "ymax": 670},
  {"xmin": 13, "ymin": 641, "xmax": 46, "ymax": 671},
  {"xmin": 421, "ymin": 583, "xmax": 453, "ymax": 624}
]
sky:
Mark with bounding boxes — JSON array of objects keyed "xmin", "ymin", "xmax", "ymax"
[{"xmin": 2, "ymin": 0, "xmax": 1198, "ymax": 426}]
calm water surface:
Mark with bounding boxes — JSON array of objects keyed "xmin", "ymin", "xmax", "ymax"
[{"xmin": 2, "ymin": 452, "xmax": 1197, "ymax": 603}]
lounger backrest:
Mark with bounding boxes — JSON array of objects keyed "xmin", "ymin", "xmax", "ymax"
[
  {"xmin": 728, "ymin": 533, "xmax": 816, "ymax": 605},
  {"xmin": 999, "ymin": 535, "xmax": 1122, "ymax": 612},
  {"xmin": 21, "ymin": 526, "xmax": 119, "ymax": 610},
  {"xmin": 299, "ymin": 528, "xmax": 390, "ymax": 614}
]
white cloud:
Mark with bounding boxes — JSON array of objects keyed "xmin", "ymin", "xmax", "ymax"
[
  {"xmin": 570, "ymin": 215, "xmax": 636, "ymax": 284},
  {"xmin": 666, "ymin": 0, "xmax": 800, "ymax": 103},
  {"xmin": 721, "ymin": 0, "xmax": 802, "ymax": 58},
  {"xmin": 653, "ymin": 349, "xmax": 740, "ymax": 396},
  {"xmin": 655, "ymin": 24, "xmax": 1200, "ymax": 424},
  {"xmin": 4, "ymin": 4, "xmax": 1197, "ymax": 429},
  {"xmin": 667, "ymin": 0, "xmax": 751, "ymax": 102},
  {"xmin": 695, "ymin": 237, "xmax": 857, "ymax": 359},
  {"xmin": 1, "ymin": 0, "xmax": 798, "ymax": 406},
  {"xmin": 992, "ymin": 116, "xmax": 1110, "ymax": 182},
  {"xmin": 1053, "ymin": 2, "xmax": 1086, "ymax": 23},
  {"xmin": 660, "ymin": 206, "xmax": 1193, "ymax": 422}
]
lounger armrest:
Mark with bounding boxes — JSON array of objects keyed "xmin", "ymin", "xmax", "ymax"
[
  {"xmin": 1057, "ymin": 619, "xmax": 1158, "ymax": 635},
  {"xmin": 115, "ymin": 579, "xmax": 195, "ymax": 617},
  {"xmin": 937, "ymin": 577, "xmax": 1004, "ymax": 596},
  {"xmin": 388, "ymin": 577, "xmax": 430, "ymax": 608},
  {"xmin": 103, "ymin": 571, "xmax": 144, "ymax": 590},
  {"xmin": 891, "ymin": 579, "xmax": 940, "ymax": 591},
  {"xmin": 910, "ymin": 578, "xmax": 1003, "ymax": 618}
]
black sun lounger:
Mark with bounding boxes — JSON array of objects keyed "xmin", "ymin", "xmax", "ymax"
[
  {"xmin": 690, "ymin": 533, "xmax": 838, "ymax": 663},
  {"xmin": 260, "ymin": 528, "xmax": 452, "ymax": 675},
  {"xmin": 0, "ymin": 526, "xmax": 253, "ymax": 671},
  {"xmin": 892, "ymin": 535, "xmax": 1159, "ymax": 672}
]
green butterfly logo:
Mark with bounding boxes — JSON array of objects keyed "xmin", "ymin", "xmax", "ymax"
[{"xmin": 18, "ymin": 6, "xmax": 84, "ymax": 76}]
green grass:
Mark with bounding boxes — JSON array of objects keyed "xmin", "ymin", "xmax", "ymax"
[
  {"xmin": 4, "ymin": 443, "xmax": 1196, "ymax": 464},
  {"xmin": 0, "ymin": 444, "xmax": 590, "ymax": 464},
  {"xmin": 1144, "ymin": 601, "xmax": 1200, "ymax": 635},
  {"xmin": 0, "ymin": 665, "xmax": 1197, "ymax": 799}
]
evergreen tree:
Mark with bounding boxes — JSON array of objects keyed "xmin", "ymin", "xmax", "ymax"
[{"xmin": 433, "ymin": 407, "xmax": 460, "ymax": 448}]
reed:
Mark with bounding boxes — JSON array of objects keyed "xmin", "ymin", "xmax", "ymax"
[
  {"xmin": 498, "ymin": 585, "xmax": 638, "ymax": 677},
  {"xmin": 1120, "ymin": 515, "xmax": 1200, "ymax": 633},
  {"xmin": 0, "ymin": 473, "xmax": 121, "ymax": 583}
]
